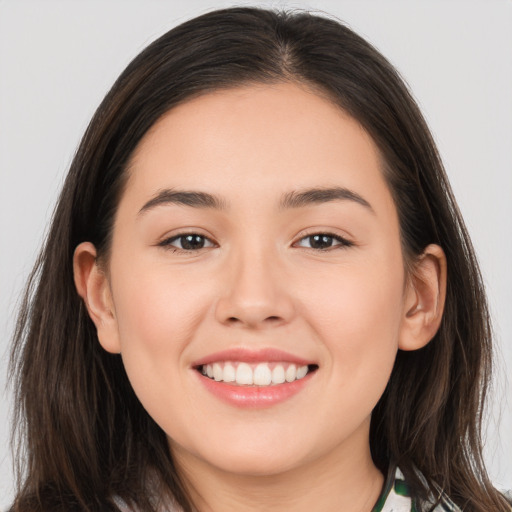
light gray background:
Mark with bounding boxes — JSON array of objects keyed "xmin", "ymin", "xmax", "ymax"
[{"xmin": 1, "ymin": 0, "xmax": 511, "ymax": 508}]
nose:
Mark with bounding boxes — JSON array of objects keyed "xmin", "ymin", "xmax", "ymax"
[{"xmin": 214, "ymin": 246, "xmax": 295, "ymax": 329}]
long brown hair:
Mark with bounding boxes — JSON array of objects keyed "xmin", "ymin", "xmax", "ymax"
[{"xmin": 10, "ymin": 7, "xmax": 510, "ymax": 511}]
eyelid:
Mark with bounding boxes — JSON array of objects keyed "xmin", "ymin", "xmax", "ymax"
[
  {"xmin": 292, "ymin": 230, "xmax": 354, "ymax": 250},
  {"xmin": 157, "ymin": 231, "xmax": 217, "ymax": 252},
  {"xmin": 155, "ymin": 228, "xmax": 354, "ymax": 253}
]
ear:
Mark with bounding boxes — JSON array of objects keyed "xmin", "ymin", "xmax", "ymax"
[
  {"xmin": 73, "ymin": 242, "xmax": 121, "ymax": 354},
  {"xmin": 398, "ymin": 244, "xmax": 447, "ymax": 351}
]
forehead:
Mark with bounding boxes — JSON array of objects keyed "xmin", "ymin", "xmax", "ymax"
[{"xmin": 123, "ymin": 82, "xmax": 392, "ymax": 213}]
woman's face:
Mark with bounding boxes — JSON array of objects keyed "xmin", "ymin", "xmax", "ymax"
[{"xmin": 103, "ymin": 83, "xmax": 410, "ymax": 476}]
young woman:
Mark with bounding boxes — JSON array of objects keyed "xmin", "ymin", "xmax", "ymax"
[{"xmin": 9, "ymin": 6, "xmax": 511, "ymax": 512}]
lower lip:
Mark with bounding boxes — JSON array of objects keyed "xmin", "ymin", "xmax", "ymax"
[{"xmin": 196, "ymin": 371, "xmax": 315, "ymax": 408}]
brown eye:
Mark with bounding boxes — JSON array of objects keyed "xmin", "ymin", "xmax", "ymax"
[
  {"xmin": 295, "ymin": 233, "xmax": 353, "ymax": 250},
  {"xmin": 161, "ymin": 234, "xmax": 215, "ymax": 251}
]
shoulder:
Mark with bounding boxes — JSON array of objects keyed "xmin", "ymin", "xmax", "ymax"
[
  {"xmin": 112, "ymin": 496, "xmax": 183, "ymax": 512},
  {"xmin": 373, "ymin": 467, "xmax": 461, "ymax": 512},
  {"xmin": 502, "ymin": 490, "xmax": 512, "ymax": 507}
]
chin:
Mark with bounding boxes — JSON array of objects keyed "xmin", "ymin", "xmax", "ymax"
[
  {"xmin": 208, "ymin": 450, "xmax": 302, "ymax": 477},
  {"xmin": 173, "ymin": 434, "xmax": 308, "ymax": 478}
]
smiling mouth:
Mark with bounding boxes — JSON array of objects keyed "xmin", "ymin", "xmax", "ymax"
[{"xmin": 197, "ymin": 361, "xmax": 319, "ymax": 387}]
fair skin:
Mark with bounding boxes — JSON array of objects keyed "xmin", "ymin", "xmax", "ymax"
[{"xmin": 74, "ymin": 82, "xmax": 446, "ymax": 512}]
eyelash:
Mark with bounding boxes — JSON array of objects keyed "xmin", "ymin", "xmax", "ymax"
[
  {"xmin": 158, "ymin": 233, "xmax": 216, "ymax": 253},
  {"xmin": 293, "ymin": 232, "xmax": 354, "ymax": 251},
  {"xmin": 158, "ymin": 232, "xmax": 354, "ymax": 253}
]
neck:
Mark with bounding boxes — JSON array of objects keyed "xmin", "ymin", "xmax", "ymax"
[{"xmin": 171, "ymin": 424, "xmax": 384, "ymax": 512}]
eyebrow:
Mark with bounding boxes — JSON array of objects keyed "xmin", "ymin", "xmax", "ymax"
[
  {"xmin": 138, "ymin": 186, "xmax": 374, "ymax": 215},
  {"xmin": 139, "ymin": 189, "xmax": 228, "ymax": 215},
  {"xmin": 279, "ymin": 187, "xmax": 374, "ymax": 212}
]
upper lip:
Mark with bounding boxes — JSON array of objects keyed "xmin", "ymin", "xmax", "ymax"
[{"xmin": 191, "ymin": 348, "xmax": 315, "ymax": 368}]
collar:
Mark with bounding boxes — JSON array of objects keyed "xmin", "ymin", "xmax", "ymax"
[{"xmin": 372, "ymin": 466, "xmax": 461, "ymax": 512}]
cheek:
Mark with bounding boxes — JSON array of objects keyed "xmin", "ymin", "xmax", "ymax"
[
  {"xmin": 111, "ymin": 259, "xmax": 211, "ymax": 349},
  {"xmin": 304, "ymin": 256, "xmax": 404, "ymax": 336},
  {"xmin": 300, "ymin": 268, "xmax": 403, "ymax": 439},
  {"xmin": 302, "ymin": 257, "xmax": 404, "ymax": 387},
  {"xmin": 108, "ymin": 260, "xmax": 213, "ymax": 402}
]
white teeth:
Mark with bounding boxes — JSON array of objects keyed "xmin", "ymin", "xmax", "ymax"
[
  {"xmin": 296, "ymin": 365, "xmax": 308, "ymax": 379},
  {"xmin": 223, "ymin": 363, "xmax": 236, "ymax": 382},
  {"xmin": 285, "ymin": 364, "xmax": 297, "ymax": 382},
  {"xmin": 236, "ymin": 362, "xmax": 253, "ymax": 385},
  {"xmin": 201, "ymin": 361, "xmax": 312, "ymax": 386},
  {"xmin": 213, "ymin": 363, "xmax": 223, "ymax": 381},
  {"xmin": 271, "ymin": 365, "xmax": 286, "ymax": 384},
  {"xmin": 253, "ymin": 363, "xmax": 272, "ymax": 386}
]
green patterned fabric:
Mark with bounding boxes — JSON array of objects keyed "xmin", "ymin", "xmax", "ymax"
[{"xmin": 372, "ymin": 467, "xmax": 460, "ymax": 512}]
